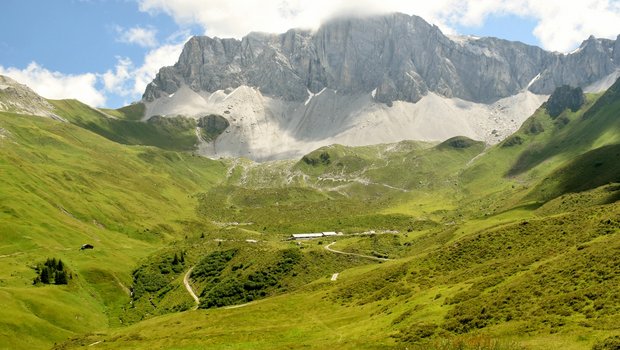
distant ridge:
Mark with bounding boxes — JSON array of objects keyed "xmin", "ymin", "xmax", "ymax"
[{"xmin": 139, "ymin": 13, "xmax": 620, "ymax": 161}]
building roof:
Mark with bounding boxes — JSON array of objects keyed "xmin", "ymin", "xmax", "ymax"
[{"xmin": 292, "ymin": 233, "xmax": 324, "ymax": 238}]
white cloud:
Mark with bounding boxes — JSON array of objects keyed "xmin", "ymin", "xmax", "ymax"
[
  {"xmin": 3, "ymin": 1, "xmax": 618, "ymax": 109},
  {"xmin": 96, "ymin": 37, "xmax": 187, "ymax": 102},
  {"xmin": 132, "ymin": 41, "xmax": 185, "ymax": 95},
  {"xmin": 102, "ymin": 57, "xmax": 132, "ymax": 96},
  {"xmin": 137, "ymin": 0, "xmax": 620, "ymax": 52},
  {"xmin": 0, "ymin": 62, "xmax": 107, "ymax": 107},
  {"xmin": 0, "ymin": 36, "xmax": 185, "ymax": 108},
  {"xmin": 525, "ymin": 1, "xmax": 620, "ymax": 52},
  {"xmin": 116, "ymin": 25, "xmax": 158, "ymax": 48},
  {"xmin": 102, "ymin": 40, "xmax": 186, "ymax": 96}
]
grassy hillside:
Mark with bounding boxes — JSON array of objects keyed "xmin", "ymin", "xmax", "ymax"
[
  {"xmin": 2, "ymin": 80, "xmax": 620, "ymax": 350},
  {"xmin": 50, "ymin": 100, "xmax": 199, "ymax": 151},
  {"xmin": 52, "ymin": 198, "xmax": 620, "ymax": 350},
  {"xmin": 0, "ymin": 110, "xmax": 225, "ymax": 349},
  {"xmin": 99, "ymin": 102, "xmax": 146, "ymax": 121}
]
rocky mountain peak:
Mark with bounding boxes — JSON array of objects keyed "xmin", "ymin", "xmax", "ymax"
[
  {"xmin": 140, "ymin": 13, "xmax": 620, "ymax": 161},
  {"xmin": 0, "ymin": 75, "xmax": 64, "ymax": 120},
  {"xmin": 144, "ymin": 12, "xmax": 619, "ymax": 106}
]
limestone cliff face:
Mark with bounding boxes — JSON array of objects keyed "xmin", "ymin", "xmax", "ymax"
[
  {"xmin": 140, "ymin": 13, "xmax": 619, "ymax": 161},
  {"xmin": 143, "ymin": 13, "xmax": 619, "ymax": 105},
  {"xmin": 528, "ymin": 36, "xmax": 619, "ymax": 93}
]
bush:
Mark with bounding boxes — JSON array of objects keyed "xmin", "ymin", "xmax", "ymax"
[
  {"xmin": 524, "ymin": 119, "xmax": 545, "ymax": 135},
  {"xmin": 501, "ymin": 135, "xmax": 524, "ymax": 148},
  {"xmin": 198, "ymin": 248, "xmax": 303, "ymax": 309},
  {"xmin": 399, "ymin": 323, "xmax": 438, "ymax": 342},
  {"xmin": 593, "ymin": 335, "xmax": 620, "ymax": 350},
  {"xmin": 131, "ymin": 251, "xmax": 187, "ymax": 299},
  {"xmin": 191, "ymin": 249, "xmax": 237, "ymax": 281}
]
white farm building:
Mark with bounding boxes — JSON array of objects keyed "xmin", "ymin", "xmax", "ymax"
[{"xmin": 290, "ymin": 232, "xmax": 340, "ymax": 240}]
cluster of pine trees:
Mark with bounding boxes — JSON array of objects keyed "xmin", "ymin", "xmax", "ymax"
[
  {"xmin": 170, "ymin": 251, "xmax": 185, "ymax": 273},
  {"xmin": 33, "ymin": 258, "xmax": 70, "ymax": 285},
  {"xmin": 172, "ymin": 251, "xmax": 185, "ymax": 265}
]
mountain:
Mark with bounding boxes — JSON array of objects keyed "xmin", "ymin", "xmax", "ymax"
[
  {"xmin": 44, "ymin": 77, "xmax": 620, "ymax": 350},
  {"xmin": 0, "ymin": 73, "xmax": 619, "ymax": 349},
  {"xmin": 0, "ymin": 75, "xmax": 64, "ymax": 121},
  {"xmin": 142, "ymin": 13, "xmax": 620, "ymax": 161}
]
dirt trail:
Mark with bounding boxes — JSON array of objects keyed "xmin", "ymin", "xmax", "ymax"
[
  {"xmin": 112, "ymin": 273, "xmax": 131, "ymax": 296},
  {"xmin": 183, "ymin": 267, "xmax": 200, "ymax": 309},
  {"xmin": 223, "ymin": 302, "xmax": 254, "ymax": 310},
  {"xmin": 324, "ymin": 242, "xmax": 391, "ymax": 262}
]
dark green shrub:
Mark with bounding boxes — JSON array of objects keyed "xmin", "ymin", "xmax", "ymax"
[
  {"xmin": 592, "ymin": 335, "xmax": 620, "ymax": 350},
  {"xmin": 33, "ymin": 258, "xmax": 69, "ymax": 285},
  {"xmin": 546, "ymin": 85, "xmax": 585, "ymax": 118}
]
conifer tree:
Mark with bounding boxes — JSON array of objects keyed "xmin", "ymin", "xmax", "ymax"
[
  {"xmin": 40, "ymin": 267, "xmax": 50, "ymax": 284},
  {"xmin": 55, "ymin": 270, "xmax": 68, "ymax": 285}
]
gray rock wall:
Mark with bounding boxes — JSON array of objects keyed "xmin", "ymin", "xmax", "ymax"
[{"xmin": 143, "ymin": 13, "xmax": 619, "ymax": 105}]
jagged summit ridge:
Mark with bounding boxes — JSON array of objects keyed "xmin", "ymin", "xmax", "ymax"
[
  {"xmin": 144, "ymin": 13, "xmax": 620, "ymax": 105},
  {"xmin": 141, "ymin": 13, "xmax": 620, "ymax": 161}
]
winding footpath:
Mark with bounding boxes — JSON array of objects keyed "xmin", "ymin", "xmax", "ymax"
[
  {"xmin": 324, "ymin": 242, "xmax": 392, "ymax": 262},
  {"xmin": 182, "ymin": 242, "xmax": 389, "ymax": 311},
  {"xmin": 183, "ymin": 267, "xmax": 200, "ymax": 310}
]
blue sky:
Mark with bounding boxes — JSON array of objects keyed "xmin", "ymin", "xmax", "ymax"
[{"xmin": 1, "ymin": 0, "xmax": 619, "ymax": 108}]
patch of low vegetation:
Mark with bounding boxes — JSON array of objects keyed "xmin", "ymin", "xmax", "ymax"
[
  {"xmin": 197, "ymin": 114, "xmax": 229, "ymax": 142},
  {"xmin": 191, "ymin": 249, "xmax": 237, "ymax": 284},
  {"xmin": 545, "ymin": 85, "xmax": 585, "ymax": 118},
  {"xmin": 501, "ymin": 135, "xmax": 524, "ymax": 147},
  {"xmin": 197, "ymin": 248, "xmax": 301, "ymax": 308},
  {"xmin": 593, "ymin": 335, "xmax": 620, "ymax": 350},
  {"xmin": 302, "ymin": 150, "xmax": 331, "ymax": 166},
  {"xmin": 124, "ymin": 250, "xmax": 189, "ymax": 322},
  {"xmin": 523, "ymin": 118, "xmax": 545, "ymax": 135},
  {"xmin": 438, "ymin": 136, "xmax": 482, "ymax": 149}
]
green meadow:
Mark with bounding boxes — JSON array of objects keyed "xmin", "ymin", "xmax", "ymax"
[{"xmin": 1, "ymin": 80, "xmax": 619, "ymax": 349}]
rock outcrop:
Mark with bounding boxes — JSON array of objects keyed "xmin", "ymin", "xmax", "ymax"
[
  {"xmin": 0, "ymin": 75, "xmax": 64, "ymax": 120},
  {"xmin": 545, "ymin": 86, "xmax": 585, "ymax": 118}
]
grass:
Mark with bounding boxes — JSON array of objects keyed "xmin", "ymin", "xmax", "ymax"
[
  {"xmin": 99, "ymin": 102, "xmax": 145, "ymax": 121},
  {"xmin": 0, "ymin": 109, "xmax": 224, "ymax": 348},
  {"xmin": 51, "ymin": 196, "xmax": 620, "ymax": 349},
  {"xmin": 50, "ymin": 99, "xmax": 199, "ymax": 151},
  {"xmin": 3, "ymin": 79, "xmax": 620, "ymax": 349}
]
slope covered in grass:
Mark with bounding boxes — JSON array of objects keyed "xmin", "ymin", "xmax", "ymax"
[
  {"xmin": 0, "ymin": 110, "xmax": 225, "ymax": 349},
  {"xmin": 99, "ymin": 102, "xmax": 145, "ymax": 121},
  {"xmin": 3, "ymin": 79, "xmax": 620, "ymax": 350},
  {"xmin": 50, "ymin": 99, "xmax": 199, "ymax": 151}
]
